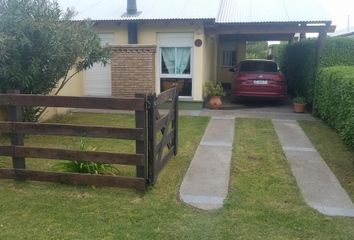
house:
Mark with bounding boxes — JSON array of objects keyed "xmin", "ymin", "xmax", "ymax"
[
  {"xmin": 330, "ymin": 26, "xmax": 354, "ymax": 37},
  {"xmin": 56, "ymin": 0, "xmax": 334, "ymax": 109}
]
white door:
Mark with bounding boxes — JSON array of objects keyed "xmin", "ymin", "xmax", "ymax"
[{"xmin": 84, "ymin": 34, "xmax": 113, "ymax": 96}]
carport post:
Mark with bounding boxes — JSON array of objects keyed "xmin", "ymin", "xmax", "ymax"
[
  {"xmin": 316, "ymin": 29, "xmax": 327, "ymax": 63},
  {"xmin": 288, "ymin": 35, "xmax": 294, "ymax": 44}
]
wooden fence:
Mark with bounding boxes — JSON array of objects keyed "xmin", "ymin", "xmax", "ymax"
[{"xmin": 0, "ymin": 88, "xmax": 178, "ymax": 191}]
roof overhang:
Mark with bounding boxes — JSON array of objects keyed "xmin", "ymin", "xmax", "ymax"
[
  {"xmin": 219, "ymin": 33, "xmax": 295, "ymax": 41},
  {"xmin": 205, "ymin": 22, "xmax": 336, "ymax": 35},
  {"xmin": 78, "ymin": 18, "xmax": 215, "ymax": 26}
]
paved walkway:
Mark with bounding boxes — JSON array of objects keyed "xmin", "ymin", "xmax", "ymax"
[
  {"xmin": 273, "ymin": 119, "xmax": 354, "ymax": 217},
  {"xmin": 179, "ymin": 117, "xmax": 235, "ymax": 210}
]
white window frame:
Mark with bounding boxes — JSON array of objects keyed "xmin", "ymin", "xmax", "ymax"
[{"xmin": 157, "ymin": 33, "xmax": 194, "ymax": 99}]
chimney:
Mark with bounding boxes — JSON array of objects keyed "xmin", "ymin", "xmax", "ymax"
[{"xmin": 127, "ymin": 0, "xmax": 137, "ymax": 15}]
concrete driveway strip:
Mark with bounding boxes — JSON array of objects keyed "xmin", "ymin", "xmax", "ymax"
[
  {"xmin": 273, "ymin": 119, "xmax": 354, "ymax": 217},
  {"xmin": 179, "ymin": 117, "xmax": 235, "ymax": 210}
]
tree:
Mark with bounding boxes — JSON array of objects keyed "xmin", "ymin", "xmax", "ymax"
[
  {"xmin": 246, "ymin": 41, "xmax": 269, "ymax": 59},
  {"xmin": 0, "ymin": 0, "xmax": 110, "ymax": 120}
]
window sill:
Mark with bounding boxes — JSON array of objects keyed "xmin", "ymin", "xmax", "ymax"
[{"xmin": 179, "ymin": 96, "xmax": 193, "ymax": 101}]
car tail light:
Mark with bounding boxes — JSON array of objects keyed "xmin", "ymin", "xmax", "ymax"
[
  {"xmin": 272, "ymin": 75, "xmax": 282, "ymax": 81},
  {"xmin": 237, "ymin": 74, "xmax": 248, "ymax": 81},
  {"xmin": 272, "ymin": 74, "xmax": 285, "ymax": 84},
  {"xmin": 236, "ymin": 74, "xmax": 248, "ymax": 85}
]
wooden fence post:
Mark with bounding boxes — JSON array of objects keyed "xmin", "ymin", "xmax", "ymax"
[
  {"xmin": 173, "ymin": 93, "xmax": 178, "ymax": 156},
  {"xmin": 135, "ymin": 93, "xmax": 147, "ymax": 180},
  {"xmin": 7, "ymin": 90, "xmax": 26, "ymax": 169},
  {"xmin": 147, "ymin": 94, "xmax": 157, "ymax": 184}
]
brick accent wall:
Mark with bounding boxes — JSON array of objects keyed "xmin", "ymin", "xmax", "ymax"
[{"xmin": 111, "ymin": 45, "xmax": 157, "ymax": 98}]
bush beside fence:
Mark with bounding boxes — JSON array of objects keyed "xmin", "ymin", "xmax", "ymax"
[
  {"xmin": 314, "ymin": 66, "xmax": 354, "ymax": 149},
  {"xmin": 278, "ymin": 37, "xmax": 354, "ymax": 104}
]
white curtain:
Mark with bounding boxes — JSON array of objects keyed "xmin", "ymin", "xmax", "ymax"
[
  {"xmin": 162, "ymin": 47, "xmax": 191, "ymax": 75},
  {"xmin": 176, "ymin": 48, "xmax": 191, "ymax": 74},
  {"xmin": 161, "ymin": 48, "xmax": 175, "ymax": 74}
]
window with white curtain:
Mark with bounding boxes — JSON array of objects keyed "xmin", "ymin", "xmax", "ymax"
[
  {"xmin": 160, "ymin": 47, "xmax": 192, "ymax": 97},
  {"xmin": 161, "ymin": 47, "xmax": 191, "ymax": 75}
]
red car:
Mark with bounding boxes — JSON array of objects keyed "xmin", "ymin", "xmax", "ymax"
[{"xmin": 234, "ymin": 60, "xmax": 286, "ymax": 100}]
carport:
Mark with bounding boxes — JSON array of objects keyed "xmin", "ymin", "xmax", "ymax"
[{"xmin": 204, "ymin": 0, "xmax": 335, "ymax": 90}]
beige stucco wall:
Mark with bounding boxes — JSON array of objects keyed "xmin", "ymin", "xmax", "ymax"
[
  {"xmin": 95, "ymin": 22, "xmax": 129, "ymax": 45},
  {"xmin": 217, "ymin": 40, "xmax": 246, "ymax": 88},
  {"xmin": 39, "ymin": 70, "xmax": 84, "ymax": 121},
  {"xmin": 202, "ymin": 34, "xmax": 218, "ymax": 97}
]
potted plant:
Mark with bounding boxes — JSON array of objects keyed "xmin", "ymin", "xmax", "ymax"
[
  {"xmin": 204, "ymin": 81, "xmax": 225, "ymax": 109},
  {"xmin": 293, "ymin": 96, "xmax": 306, "ymax": 113}
]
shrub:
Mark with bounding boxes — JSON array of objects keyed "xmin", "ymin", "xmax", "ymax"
[
  {"xmin": 278, "ymin": 39, "xmax": 318, "ymax": 102},
  {"xmin": 314, "ymin": 66, "xmax": 354, "ymax": 149},
  {"xmin": 0, "ymin": 0, "xmax": 110, "ymax": 121},
  {"xmin": 320, "ymin": 38, "xmax": 354, "ymax": 67},
  {"xmin": 293, "ymin": 96, "xmax": 306, "ymax": 104},
  {"xmin": 278, "ymin": 37, "xmax": 354, "ymax": 104},
  {"xmin": 204, "ymin": 82, "xmax": 225, "ymax": 97},
  {"xmin": 272, "ymin": 43, "xmax": 288, "ymax": 70},
  {"xmin": 60, "ymin": 139, "xmax": 118, "ymax": 175}
]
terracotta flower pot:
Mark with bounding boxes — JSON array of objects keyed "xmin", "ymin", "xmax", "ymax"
[
  {"xmin": 208, "ymin": 96, "xmax": 222, "ymax": 109},
  {"xmin": 293, "ymin": 103, "xmax": 306, "ymax": 113}
]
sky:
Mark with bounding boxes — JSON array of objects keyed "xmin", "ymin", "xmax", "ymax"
[
  {"xmin": 320, "ymin": 0, "xmax": 354, "ymax": 31},
  {"xmin": 268, "ymin": 0, "xmax": 354, "ymax": 44}
]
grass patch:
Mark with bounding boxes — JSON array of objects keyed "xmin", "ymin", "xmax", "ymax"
[
  {"xmin": 300, "ymin": 120, "xmax": 354, "ymax": 200},
  {"xmin": 0, "ymin": 115, "xmax": 354, "ymax": 239}
]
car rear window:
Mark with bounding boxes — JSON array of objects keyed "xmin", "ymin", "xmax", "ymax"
[{"xmin": 239, "ymin": 61, "xmax": 278, "ymax": 72}]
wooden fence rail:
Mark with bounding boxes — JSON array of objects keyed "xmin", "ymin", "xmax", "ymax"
[{"xmin": 0, "ymin": 88, "xmax": 179, "ymax": 191}]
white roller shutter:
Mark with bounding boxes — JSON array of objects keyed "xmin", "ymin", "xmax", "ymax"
[
  {"xmin": 157, "ymin": 33, "xmax": 194, "ymax": 47},
  {"xmin": 84, "ymin": 34, "xmax": 113, "ymax": 96}
]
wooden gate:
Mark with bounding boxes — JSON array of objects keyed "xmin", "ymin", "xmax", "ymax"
[
  {"xmin": 147, "ymin": 88, "xmax": 178, "ymax": 184},
  {"xmin": 0, "ymin": 89, "xmax": 178, "ymax": 191}
]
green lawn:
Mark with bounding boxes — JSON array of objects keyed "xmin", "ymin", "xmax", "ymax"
[{"xmin": 0, "ymin": 115, "xmax": 353, "ymax": 239}]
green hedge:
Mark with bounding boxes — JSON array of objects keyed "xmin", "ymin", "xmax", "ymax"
[
  {"xmin": 279, "ymin": 40, "xmax": 317, "ymax": 102},
  {"xmin": 279, "ymin": 37, "xmax": 354, "ymax": 104},
  {"xmin": 320, "ymin": 38, "xmax": 354, "ymax": 67},
  {"xmin": 314, "ymin": 66, "xmax": 354, "ymax": 149}
]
